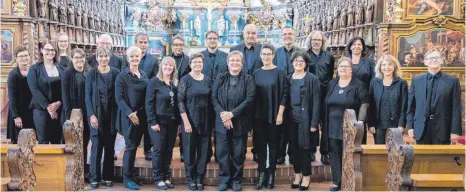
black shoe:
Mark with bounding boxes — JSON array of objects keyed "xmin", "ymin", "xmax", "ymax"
[
  {"xmin": 144, "ymin": 152, "xmax": 152, "ymax": 161},
  {"xmin": 329, "ymin": 184, "xmax": 340, "ymax": 191},
  {"xmin": 84, "ymin": 173, "xmax": 91, "ymax": 183},
  {"xmin": 196, "ymin": 177, "xmax": 204, "ymax": 191},
  {"xmin": 180, "ymin": 154, "xmax": 185, "ymax": 162},
  {"xmin": 254, "ymin": 172, "xmax": 266, "ymax": 190},
  {"xmin": 114, "ymin": 154, "xmax": 117, "ymax": 160},
  {"xmin": 321, "ymin": 154, "xmax": 330, "ymax": 165},
  {"xmin": 299, "ymin": 182, "xmax": 310, "ymax": 191},
  {"xmin": 90, "ymin": 182, "xmax": 99, "ymax": 189},
  {"xmin": 133, "ymin": 178, "xmax": 144, "ymax": 186},
  {"xmin": 217, "ymin": 184, "xmax": 228, "ymax": 191},
  {"xmin": 253, "ymin": 153, "xmax": 258, "ymax": 162},
  {"xmin": 188, "ymin": 181, "xmax": 197, "ymax": 191},
  {"xmin": 266, "ymin": 171, "xmax": 275, "ymax": 189},
  {"xmin": 164, "ymin": 180, "xmax": 175, "ymax": 188},
  {"xmin": 310, "ymin": 153, "xmax": 316, "ymax": 162},
  {"xmin": 276, "ymin": 156, "xmax": 285, "ymax": 165},
  {"xmin": 155, "ymin": 180, "xmax": 168, "ymax": 190},
  {"xmin": 232, "ymin": 183, "xmax": 242, "ymax": 191},
  {"xmin": 103, "ymin": 180, "xmax": 114, "ymax": 187},
  {"xmin": 291, "ymin": 183, "xmax": 300, "ymax": 189}
]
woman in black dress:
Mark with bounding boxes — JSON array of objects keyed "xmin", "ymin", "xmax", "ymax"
[
  {"xmin": 346, "ymin": 36, "xmax": 375, "ymax": 144},
  {"xmin": 115, "ymin": 46, "xmax": 149, "ymax": 190},
  {"xmin": 287, "ymin": 52, "xmax": 320, "ymax": 191},
  {"xmin": 252, "ymin": 44, "xmax": 288, "ymax": 190},
  {"xmin": 145, "ymin": 56, "xmax": 179, "ymax": 190},
  {"xmin": 368, "ymin": 55, "xmax": 408, "ymax": 144},
  {"xmin": 7, "ymin": 46, "xmax": 34, "ymax": 144},
  {"xmin": 213, "ymin": 50, "xmax": 255, "ymax": 191},
  {"xmin": 322, "ymin": 57, "xmax": 369, "ymax": 191},
  {"xmin": 28, "ymin": 40, "xmax": 65, "ymax": 144},
  {"xmin": 85, "ymin": 46, "xmax": 120, "ymax": 189},
  {"xmin": 57, "ymin": 32, "xmax": 71, "ymax": 68},
  {"xmin": 178, "ymin": 53, "xmax": 213, "ymax": 191}
]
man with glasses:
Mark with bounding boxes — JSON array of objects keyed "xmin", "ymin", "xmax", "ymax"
[
  {"xmin": 86, "ymin": 33, "xmax": 123, "ymax": 70},
  {"xmin": 407, "ymin": 49, "xmax": 461, "ymax": 144},
  {"xmin": 307, "ymin": 31, "xmax": 335, "ymax": 165}
]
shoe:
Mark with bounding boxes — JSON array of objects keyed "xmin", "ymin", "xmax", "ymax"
[
  {"xmin": 84, "ymin": 173, "xmax": 91, "ymax": 183},
  {"xmin": 114, "ymin": 154, "xmax": 117, "ymax": 160},
  {"xmin": 321, "ymin": 154, "xmax": 330, "ymax": 165},
  {"xmin": 254, "ymin": 172, "xmax": 266, "ymax": 190},
  {"xmin": 180, "ymin": 154, "xmax": 185, "ymax": 162},
  {"xmin": 103, "ymin": 180, "xmax": 114, "ymax": 187},
  {"xmin": 124, "ymin": 181, "xmax": 140, "ymax": 190},
  {"xmin": 291, "ymin": 183, "xmax": 300, "ymax": 189},
  {"xmin": 299, "ymin": 182, "xmax": 310, "ymax": 191},
  {"xmin": 133, "ymin": 178, "xmax": 143, "ymax": 186},
  {"xmin": 90, "ymin": 182, "xmax": 99, "ymax": 189},
  {"xmin": 164, "ymin": 180, "xmax": 175, "ymax": 188},
  {"xmin": 155, "ymin": 180, "xmax": 168, "ymax": 190},
  {"xmin": 310, "ymin": 153, "xmax": 316, "ymax": 162},
  {"xmin": 232, "ymin": 183, "xmax": 242, "ymax": 191},
  {"xmin": 217, "ymin": 184, "xmax": 228, "ymax": 191},
  {"xmin": 276, "ymin": 156, "xmax": 285, "ymax": 165},
  {"xmin": 196, "ymin": 177, "xmax": 204, "ymax": 191},
  {"xmin": 188, "ymin": 181, "xmax": 197, "ymax": 191},
  {"xmin": 144, "ymin": 152, "xmax": 152, "ymax": 161},
  {"xmin": 266, "ymin": 170, "xmax": 275, "ymax": 189},
  {"xmin": 253, "ymin": 153, "xmax": 258, "ymax": 162},
  {"xmin": 329, "ymin": 184, "xmax": 340, "ymax": 191}
]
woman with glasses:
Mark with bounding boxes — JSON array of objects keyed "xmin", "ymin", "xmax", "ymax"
[
  {"xmin": 322, "ymin": 57, "xmax": 369, "ymax": 191},
  {"xmin": 85, "ymin": 46, "xmax": 120, "ymax": 189},
  {"xmin": 7, "ymin": 46, "xmax": 34, "ymax": 144},
  {"xmin": 252, "ymin": 43, "xmax": 288, "ymax": 190},
  {"xmin": 145, "ymin": 56, "xmax": 180, "ymax": 190},
  {"xmin": 57, "ymin": 32, "xmax": 71, "ymax": 68},
  {"xmin": 287, "ymin": 51, "xmax": 321, "ymax": 191},
  {"xmin": 28, "ymin": 40, "xmax": 65, "ymax": 144}
]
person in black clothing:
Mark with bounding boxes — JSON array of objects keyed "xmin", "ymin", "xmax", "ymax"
[
  {"xmin": 171, "ymin": 35, "xmax": 190, "ymax": 162},
  {"xmin": 213, "ymin": 51, "xmax": 255, "ymax": 191},
  {"xmin": 85, "ymin": 46, "xmax": 120, "ymax": 189},
  {"xmin": 7, "ymin": 46, "xmax": 34, "ymax": 144},
  {"xmin": 57, "ymin": 32, "xmax": 71, "ymax": 68},
  {"xmin": 252, "ymin": 44, "xmax": 288, "ymax": 190},
  {"xmin": 368, "ymin": 55, "xmax": 408, "ymax": 144},
  {"xmin": 28, "ymin": 40, "xmax": 65, "ymax": 144},
  {"xmin": 86, "ymin": 34, "xmax": 124, "ymax": 70},
  {"xmin": 115, "ymin": 46, "xmax": 149, "ymax": 190},
  {"xmin": 178, "ymin": 53, "xmax": 213, "ymax": 191},
  {"xmin": 287, "ymin": 52, "xmax": 321, "ymax": 191},
  {"xmin": 306, "ymin": 30, "xmax": 335, "ymax": 165},
  {"xmin": 407, "ymin": 49, "xmax": 461, "ymax": 144},
  {"xmin": 346, "ymin": 36, "xmax": 375, "ymax": 145},
  {"xmin": 145, "ymin": 56, "xmax": 180, "ymax": 190},
  {"xmin": 323, "ymin": 57, "xmax": 369, "ymax": 191}
]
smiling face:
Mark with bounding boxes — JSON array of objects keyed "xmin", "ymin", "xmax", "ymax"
[
  {"xmin": 281, "ymin": 28, "xmax": 296, "ymax": 47},
  {"xmin": 292, "ymin": 56, "xmax": 306, "ymax": 72},
  {"xmin": 172, "ymin": 39, "xmax": 184, "ymax": 56},
  {"xmin": 98, "ymin": 37, "xmax": 112, "ymax": 50},
  {"xmin": 162, "ymin": 59, "xmax": 175, "ymax": 77},
  {"xmin": 337, "ymin": 60, "xmax": 352, "ymax": 78},
  {"xmin": 206, "ymin": 33, "xmax": 219, "ymax": 50},
  {"xmin": 72, "ymin": 52, "xmax": 85, "ymax": 71},
  {"xmin": 350, "ymin": 39, "xmax": 363, "ymax": 56},
  {"xmin": 41, "ymin": 43, "xmax": 56, "ymax": 61},
  {"xmin": 243, "ymin": 25, "xmax": 258, "ymax": 46},
  {"xmin": 260, "ymin": 48, "xmax": 275, "ymax": 65},
  {"xmin": 310, "ymin": 32, "xmax": 323, "ymax": 51},
  {"xmin": 128, "ymin": 50, "xmax": 141, "ymax": 67},
  {"xmin": 58, "ymin": 35, "xmax": 69, "ymax": 52},
  {"xmin": 97, "ymin": 53, "xmax": 110, "ymax": 67},
  {"xmin": 135, "ymin": 35, "xmax": 148, "ymax": 55},
  {"xmin": 190, "ymin": 57, "xmax": 204, "ymax": 73},
  {"xmin": 380, "ymin": 59, "xmax": 395, "ymax": 77},
  {"xmin": 16, "ymin": 50, "xmax": 30, "ymax": 67},
  {"xmin": 228, "ymin": 54, "xmax": 243, "ymax": 74},
  {"xmin": 424, "ymin": 51, "xmax": 443, "ymax": 70}
]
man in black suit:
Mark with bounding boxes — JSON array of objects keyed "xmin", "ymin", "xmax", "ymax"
[
  {"xmin": 122, "ymin": 32, "xmax": 159, "ymax": 79},
  {"xmin": 229, "ymin": 24, "xmax": 263, "ymax": 75},
  {"xmin": 407, "ymin": 49, "xmax": 461, "ymax": 144},
  {"xmin": 86, "ymin": 33, "xmax": 124, "ymax": 70},
  {"xmin": 201, "ymin": 30, "xmax": 228, "ymax": 79}
]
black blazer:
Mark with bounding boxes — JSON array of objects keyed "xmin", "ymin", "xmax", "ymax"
[
  {"xmin": 368, "ymin": 77, "xmax": 408, "ymax": 129},
  {"xmin": 171, "ymin": 53, "xmax": 191, "ymax": 79},
  {"xmin": 273, "ymin": 46, "xmax": 301, "ymax": 75},
  {"xmin": 121, "ymin": 53, "xmax": 159, "ymax": 79},
  {"xmin": 286, "ymin": 72, "xmax": 321, "ymax": 149},
  {"xmin": 352, "ymin": 56, "xmax": 375, "ymax": 89},
  {"xmin": 61, "ymin": 68, "xmax": 85, "ymax": 124},
  {"xmin": 212, "ymin": 71, "xmax": 256, "ymax": 136},
  {"xmin": 308, "ymin": 49, "xmax": 335, "ymax": 86},
  {"xmin": 407, "ymin": 71, "xmax": 462, "ymax": 142},
  {"xmin": 200, "ymin": 49, "xmax": 228, "ymax": 79},
  {"xmin": 229, "ymin": 43, "xmax": 263, "ymax": 75},
  {"xmin": 27, "ymin": 63, "xmax": 66, "ymax": 110},
  {"xmin": 86, "ymin": 53, "xmax": 124, "ymax": 70}
]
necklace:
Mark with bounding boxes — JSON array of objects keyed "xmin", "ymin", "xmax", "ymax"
[{"xmin": 165, "ymin": 82, "xmax": 175, "ymax": 106}]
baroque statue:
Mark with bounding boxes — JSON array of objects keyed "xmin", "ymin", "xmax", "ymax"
[
  {"xmin": 68, "ymin": 3, "xmax": 75, "ymax": 26},
  {"xmin": 365, "ymin": 0, "xmax": 374, "ymax": 23},
  {"xmin": 49, "ymin": 0, "xmax": 59, "ymax": 21},
  {"xmin": 59, "ymin": 0, "xmax": 67, "ymax": 24},
  {"xmin": 37, "ymin": 0, "xmax": 46, "ymax": 18}
]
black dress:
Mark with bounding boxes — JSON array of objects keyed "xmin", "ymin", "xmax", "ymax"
[
  {"xmin": 7, "ymin": 67, "xmax": 34, "ymax": 144},
  {"xmin": 59, "ymin": 56, "xmax": 70, "ymax": 68}
]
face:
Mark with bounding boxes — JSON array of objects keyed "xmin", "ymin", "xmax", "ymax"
[
  {"xmin": 292, "ymin": 56, "xmax": 306, "ymax": 72},
  {"xmin": 162, "ymin": 60, "xmax": 175, "ymax": 76},
  {"xmin": 135, "ymin": 35, "xmax": 148, "ymax": 55},
  {"xmin": 190, "ymin": 57, "xmax": 204, "ymax": 72},
  {"xmin": 41, "ymin": 43, "xmax": 56, "ymax": 60},
  {"xmin": 424, "ymin": 52, "xmax": 443, "ymax": 69},
  {"xmin": 97, "ymin": 53, "xmax": 110, "ymax": 67},
  {"xmin": 281, "ymin": 28, "xmax": 296, "ymax": 46},
  {"xmin": 128, "ymin": 50, "xmax": 141, "ymax": 67},
  {"xmin": 337, "ymin": 60, "xmax": 352, "ymax": 77},
  {"xmin": 98, "ymin": 38, "xmax": 112, "ymax": 50},
  {"xmin": 228, "ymin": 54, "xmax": 243, "ymax": 73},
  {"xmin": 350, "ymin": 40, "xmax": 363, "ymax": 55},
  {"xmin": 58, "ymin": 35, "xmax": 69, "ymax": 51},
  {"xmin": 16, "ymin": 50, "xmax": 30, "ymax": 66},
  {"xmin": 206, "ymin": 33, "xmax": 219, "ymax": 50},
  {"xmin": 311, "ymin": 32, "xmax": 323, "ymax": 50},
  {"xmin": 172, "ymin": 39, "xmax": 184, "ymax": 56},
  {"xmin": 380, "ymin": 60, "xmax": 395, "ymax": 77},
  {"xmin": 72, "ymin": 52, "xmax": 85, "ymax": 71},
  {"xmin": 243, "ymin": 27, "xmax": 258, "ymax": 45},
  {"xmin": 260, "ymin": 48, "xmax": 274, "ymax": 64}
]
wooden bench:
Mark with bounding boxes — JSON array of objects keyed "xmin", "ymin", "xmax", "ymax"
[
  {"xmin": 410, "ymin": 174, "xmax": 464, "ymax": 190},
  {"xmin": 1, "ymin": 109, "xmax": 85, "ymax": 191}
]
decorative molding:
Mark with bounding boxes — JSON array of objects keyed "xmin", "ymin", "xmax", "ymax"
[
  {"xmin": 63, "ymin": 109, "xmax": 84, "ymax": 191},
  {"xmin": 12, "ymin": 0, "xmax": 27, "ymax": 17},
  {"xmin": 385, "ymin": 128, "xmax": 414, "ymax": 191},
  {"xmin": 341, "ymin": 109, "xmax": 364, "ymax": 191},
  {"xmin": 432, "ymin": 15, "xmax": 448, "ymax": 27},
  {"xmin": 7, "ymin": 129, "xmax": 37, "ymax": 191}
]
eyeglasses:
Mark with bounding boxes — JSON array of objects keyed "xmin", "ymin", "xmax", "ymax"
[
  {"xmin": 16, "ymin": 54, "xmax": 29, "ymax": 58},
  {"xmin": 261, "ymin": 53, "xmax": 273, "ymax": 57},
  {"xmin": 425, "ymin": 56, "xmax": 442, "ymax": 61},
  {"xmin": 338, "ymin": 65, "xmax": 351, "ymax": 68},
  {"xmin": 172, "ymin": 43, "xmax": 184, "ymax": 47},
  {"xmin": 281, "ymin": 33, "xmax": 295, "ymax": 36},
  {"xmin": 58, "ymin": 40, "xmax": 68, "ymax": 43},
  {"xmin": 293, "ymin": 60, "xmax": 306, "ymax": 63},
  {"xmin": 73, "ymin": 56, "xmax": 85, "ymax": 60},
  {"xmin": 228, "ymin": 59, "xmax": 242, "ymax": 63},
  {"xmin": 207, "ymin": 37, "xmax": 218, "ymax": 41},
  {"xmin": 43, "ymin": 48, "xmax": 56, "ymax": 52},
  {"xmin": 191, "ymin": 61, "xmax": 203, "ymax": 64},
  {"xmin": 311, "ymin": 39, "xmax": 323, "ymax": 42}
]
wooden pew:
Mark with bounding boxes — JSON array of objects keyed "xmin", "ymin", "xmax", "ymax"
[{"xmin": 1, "ymin": 109, "xmax": 85, "ymax": 191}]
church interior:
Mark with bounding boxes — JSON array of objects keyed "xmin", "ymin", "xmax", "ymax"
[{"xmin": 0, "ymin": 0, "xmax": 465, "ymax": 191}]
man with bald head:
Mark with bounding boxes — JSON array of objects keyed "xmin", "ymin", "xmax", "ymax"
[
  {"xmin": 86, "ymin": 33, "xmax": 124, "ymax": 69},
  {"xmin": 229, "ymin": 24, "xmax": 263, "ymax": 75}
]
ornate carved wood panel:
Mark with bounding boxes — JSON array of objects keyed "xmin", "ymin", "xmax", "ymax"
[
  {"xmin": 6, "ymin": 129, "xmax": 37, "ymax": 191},
  {"xmin": 63, "ymin": 109, "xmax": 84, "ymax": 191},
  {"xmin": 385, "ymin": 128, "xmax": 414, "ymax": 191},
  {"xmin": 341, "ymin": 109, "xmax": 364, "ymax": 191}
]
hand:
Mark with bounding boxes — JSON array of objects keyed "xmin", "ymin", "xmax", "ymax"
[
  {"xmin": 451, "ymin": 134, "xmax": 460, "ymax": 141},
  {"xmin": 276, "ymin": 113, "xmax": 283, "ymax": 125},
  {"xmin": 14, "ymin": 117, "xmax": 22, "ymax": 128},
  {"xmin": 151, "ymin": 124, "xmax": 160, "ymax": 132},
  {"xmin": 398, "ymin": 126, "xmax": 405, "ymax": 132},
  {"xmin": 220, "ymin": 111, "xmax": 233, "ymax": 122},
  {"xmin": 47, "ymin": 101, "xmax": 61, "ymax": 113},
  {"xmin": 90, "ymin": 115, "xmax": 99, "ymax": 128},
  {"xmin": 128, "ymin": 112, "xmax": 139, "ymax": 125},
  {"xmin": 184, "ymin": 122, "xmax": 192, "ymax": 133},
  {"xmin": 49, "ymin": 111, "xmax": 58, "ymax": 119},
  {"xmin": 223, "ymin": 120, "xmax": 233, "ymax": 130},
  {"xmin": 310, "ymin": 127, "xmax": 317, "ymax": 132},
  {"xmin": 408, "ymin": 129, "xmax": 414, "ymax": 138},
  {"xmin": 178, "ymin": 125, "xmax": 181, "ymax": 133},
  {"xmin": 369, "ymin": 127, "xmax": 376, "ymax": 134}
]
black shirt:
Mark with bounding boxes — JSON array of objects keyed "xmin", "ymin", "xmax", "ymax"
[
  {"xmin": 59, "ymin": 56, "xmax": 70, "ymax": 68},
  {"xmin": 98, "ymin": 72, "xmax": 114, "ymax": 118},
  {"xmin": 290, "ymin": 77, "xmax": 304, "ymax": 123},
  {"xmin": 146, "ymin": 77, "xmax": 179, "ymax": 126},
  {"xmin": 75, "ymin": 72, "xmax": 86, "ymax": 110},
  {"xmin": 244, "ymin": 46, "xmax": 255, "ymax": 70},
  {"xmin": 50, "ymin": 76, "xmax": 62, "ymax": 102},
  {"xmin": 377, "ymin": 86, "xmax": 392, "ymax": 129},
  {"xmin": 426, "ymin": 72, "xmax": 440, "ymax": 114},
  {"xmin": 327, "ymin": 85, "xmax": 348, "ymax": 140}
]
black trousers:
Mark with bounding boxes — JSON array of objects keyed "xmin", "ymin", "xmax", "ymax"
[
  {"xmin": 289, "ymin": 122, "xmax": 312, "ymax": 176},
  {"xmin": 182, "ymin": 129, "xmax": 210, "ymax": 182},
  {"xmin": 216, "ymin": 132, "xmax": 247, "ymax": 185},
  {"xmin": 416, "ymin": 119, "xmax": 450, "ymax": 144},
  {"xmin": 143, "ymin": 124, "xmax": 152, "ymax": 153},
  {"xmin": 89, "ymin": 126, "xmax": 116, "ymax": 182},
  {"xmin": 374, "ymin": 129, "xmax": 388, "ymax": 144},
  {"xmin": 254, "ymin": 120, "xmax": 280, "ymax": 172},
  {"xmin": 33, "ymin": 109, "xmax": 62, "ymax": 144},
  {"xmin": 329, "ymin": 138, "xmax": 343, "ymax": 186},
  {"xmin": 179, "ymin": 132, "xmax": 184, "ymax": 157},
  {"xmin": 83, "ymin": 117, "xmax": 90, "ymax": 175},
  {"xmin": 277, "ymin": 123, "xmax": 290, "ymax": 159},
  {"xmin": 149, "ymin": 120, "xmax": 178, "ymax": 181},
  {"xmin": 122, "ymin": 124, "xmax": 144, "ymax": 181}
]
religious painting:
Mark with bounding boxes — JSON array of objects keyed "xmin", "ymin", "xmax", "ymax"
[
  {"xmin": 406, "ymin": 0, "xmax": 455, "ymax": 17},
  {"xmin": 397, "ymin": 28, "xmax": 465, "ymax": 67},
  {"xmin": 1, "ymin": 30, "xmax": 14, "ymax": 64}
]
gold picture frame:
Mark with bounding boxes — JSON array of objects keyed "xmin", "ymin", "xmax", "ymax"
[
  {"xmin": 403, "ymin": 0, "xmax": 459, "ymax": 19},
  {"xmin": 1, "ymin": 0, "xmax": 11, "ymax": 15}
]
